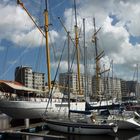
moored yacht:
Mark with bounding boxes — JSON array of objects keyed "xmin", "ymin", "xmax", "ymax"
[
  {"xmin": 45, "ymin": 116, "xmax": 118, "ymax": 135},
  {"xmin": 0, "ymin": 80, "xmax": 85, "ymax": 119},
  {"xmin": 107, "ymin": 111, "xmax": 140, "ymax": 130},
  {"xmin": 0, "ymin": 0, "xmax": 86, "ymax": 120}
]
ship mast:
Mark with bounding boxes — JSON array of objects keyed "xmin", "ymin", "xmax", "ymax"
[
  {"xmin": 74, "ymin": 0, "xmax": 81, "ymax": 95},
  {"xmin": 83, "ymin": 18, "xmax": 88, "ymax": 100},
  {"xmin": 93, "ymin": 18, "xmax": 100, "ymax": 99},
  {"xmin": 67, "ymin": 31, "xmax": 70, "ymax": 119},
  {"xmin": 17, "ymin": 0, "xmax": 51, "ymax": 91},
  {"xmin": 44, "ymin": 0, "xmax": 51, "ymax": 91}
]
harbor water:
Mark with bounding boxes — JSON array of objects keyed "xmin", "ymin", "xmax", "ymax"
[{"xmin": 0, "ymin": 114, "xmax": 140, "ymax": 140}]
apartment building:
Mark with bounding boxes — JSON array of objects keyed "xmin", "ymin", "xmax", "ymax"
[
  {"xmin": 92, "ymin": 76, "xmax": 122, "ymax": 100},
  {"xmin": 15, "ymin": 66, "xmax": 45, "ymax": 91},
  {"xmin": 59, "ymin": 72, "xmax": 92, "ymax": 96}
]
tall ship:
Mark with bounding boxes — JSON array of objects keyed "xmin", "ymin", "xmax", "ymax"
[
  {"xmin": 0, "ymin": 0, "xmax": 121, "ymax": 120},
  {"xmin": 0, "ymin": 0, "xmax": 86, "ymax": 119},
  {"xmin": 0, "ymin": 0, "xmax": 137, "ymax": 122},
  {"xmin": 0, "ymin": 80, "xmax": 86, "ymax": 119}
]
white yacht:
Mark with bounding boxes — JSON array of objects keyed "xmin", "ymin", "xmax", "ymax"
[
  {"xmin": 0, "ymin": 0, "xmax": 86, "ymax": 119},
  {"xmin": 107, "ymin": 111, "xmax": 140, "ymax": 130},
  {"xmin": 0, "ymin": 80, "xmax": 85, "ymax": 119},
  {"xmin": 0, "ymin": 99, "xmax": 85, "ymax": 119},
  {"xmin": 46, "ymin": 117, "xmax": 118, "ymax": 135}
]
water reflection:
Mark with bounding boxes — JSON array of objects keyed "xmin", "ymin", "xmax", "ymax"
[
  {"xmin": 1, "ymin": 129, "xmax": 140, "ymax": 140},
  {"xmin": 66, "ymin": 134, "xmax": 114, "ymax": 140},
  {"xmin": 48, "ymin": 130, "xmax": 140, "ymax": 140},
  {"xmin": 116, "ymin": 130, "xmax": 140, "ymax": 140},
  {"xmin": 29, "ymin": 136, "xmax": 43, "ymax": 140},
  {"xmin": 0, "ymin": 114, "xmax": 140, "ymax": 140}
]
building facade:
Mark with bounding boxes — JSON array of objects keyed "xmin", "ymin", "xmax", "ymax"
[
  {"xmin": 59, "ymin": 72, "xmax": 92, "ymax": 96},
  {"xmin": 121, "ymin": 79, "xmax": 128, "ymax": 97},
  {"xmin": 33, "ymin": 72, "xmax": 45, "ymax": 91},
  {"xmin": 120, "ymin": 80, "xmax": 140, "ymax": 100},
  {"xmin": 15, "ymin": 66, "xmax": 45, "ymax": 91},
  {"xmin": 92, "ymin": 76, "xmax": 122, "ymax": 100}
]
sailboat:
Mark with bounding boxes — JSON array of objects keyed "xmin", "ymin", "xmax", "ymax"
[
  {"xmin": 105, "ymin": 109, "xmax": 140, "ymax": 130},
  {"xmin": 90, "ymin": 20, "xmax": 140, "ymax": 130},
  {"xmin": 0, "ymin": 0, "xmax": 86, "ymax": 119},
  {"xmin": 45, "ymin": 116, "xmax": 118, "ymax": 135},
  {"xmin": 44, "ymin": 0, "xmax": 118, "ymax": 135}
]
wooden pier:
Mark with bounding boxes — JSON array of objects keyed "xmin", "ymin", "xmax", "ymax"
[{"xmin": 0, "ymin": 122, "xmax": 66, "ymax": 139}]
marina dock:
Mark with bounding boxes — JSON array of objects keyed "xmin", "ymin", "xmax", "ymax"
[{"xmin": 0, "ymin": 122, "xmax": 66, "ymax": 139}]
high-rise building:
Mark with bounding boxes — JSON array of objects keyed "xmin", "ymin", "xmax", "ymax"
[
  {"xmin": 125, "ymin": 81, "xmax": 140, "ymax": 98},
  {"xmin": 121, "ymin": 80, "xmax": 140, "ymax": 100},
  {"xmin": 121, "ymin": 79, "xmax": 128, "ymax": 97},
  {"xmin": 33, "ymin": 72, "xmax": 45, "ymax": 91},
  {"xmin": 92, "ymin": 76, "xmax": 122, "ymax": 100},
  {"xmin": 15, "ymin": 66, "xmax": 45, "ymax": 91},
  {"xmin": 59, "ymin": 72, "xmax": 92, "ymax": 96}
]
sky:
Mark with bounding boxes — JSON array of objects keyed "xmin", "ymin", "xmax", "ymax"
[{"xmin": 0, "ymin": 0, "xmax": 140, "ymax": 82}]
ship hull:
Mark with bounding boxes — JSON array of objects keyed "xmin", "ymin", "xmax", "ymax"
[
  {"xmin": 116, "ymin": 118, "xmax": 140, "ymax": 129},
  {"xmin": 107, "ymin": 113, "xmax": 140, "ymax": 130},
  {"xmin": 0, "ymin": 100, "xmax": 85, "ymax": 119},
  {"xmin": 46, "ymin": 119, "xmax": 118, "ymax": 135}
]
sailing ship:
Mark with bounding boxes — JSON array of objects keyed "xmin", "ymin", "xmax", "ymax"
[
  {"xmin": 0, "ymin": 0, "xmax": 116, "ymax": 120},
  {"xmin": 0, "ymin": 81, "xmax": 85, "ymax": 119},
  {"xmin": 44, "ymin": 0, "xmax": 118, "ymax": 135},
  {"xmin": 45, "ymin": 116, "xmax": 118, "ymax": 135},
  {"xmin": 84, "ymin": 14, "xmax": 140, "ymax": 130},
  {"xmin": 0, "ymin": 0, "xmax": 86, "ymax": 119}
]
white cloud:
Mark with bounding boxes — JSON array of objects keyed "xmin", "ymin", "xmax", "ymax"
[
  {"xmin": 60, "ymin": 0, "xmax": 140, "ymax": 80},
  {"xmin": 49, "ymin": 30, "xmax": 59, "ymax": 43},
  {"xmin": 57, "ymin": 60, "xmax": 84, "ymax": 74},
  {"xmin": 11, "ymin": 28, "xmax": 60, "ymax": 48},
  {"xmin": 112, "ymin": 0, "xmax": 140, "ymax": 36},
  {"xmin": 0, "ymin": 2, "xmax": 61, "ymax": 48},
  {"xmin": 12, "ymin": 28, "xmax": 44, "ymax": 47},
  {"xmin": 0, "ymin": 4, "xmax": 34, "ymax": 40},
  {"xmin": 1, "ymin": 1, "xmax": 140, "ymax": 80}
]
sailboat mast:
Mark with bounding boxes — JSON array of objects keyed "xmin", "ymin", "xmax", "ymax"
[
  {"xmin": 93, "ymin": 18, "xmax": 100, "ymax": 99},
  {"xmin": 68, "ymin": 32, "xmax": 70, "ymax": 119},
  {"xmin": 83, "ymin": 18, "xmax": 87, "ymax": 100},
  {"xmin": 74, "ymin": 0, "xmax": 81, "ymax": 95},
  {"xmin": 136, "ymin": 64, "xmax": 138, "ymax": 98},
  {"xmin": 111, "ymin": 60, "xmax": 114, "ymax": 100},
  {"xmin": 17, "ymin": 0, "xmax": 51, "ymax": 92},
  {"xmin": 44, "ymin": 0, "xmax": 51, "ymax": 91}
]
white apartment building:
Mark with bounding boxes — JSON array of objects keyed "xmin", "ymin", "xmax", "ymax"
[
  {"xmin": 15, "ymin": 66, "xmax": 45, "ymax": 91},
  {"xmin": 92, "ymin": 76, "xmax": 122, "ymax": 100},
  {"xmin": 59, "ymin": 72, "xmax": 122, "ymax": 100},
  {"xmin": 33, "ymin": 72, "xmax": 45, "ymax": 91},
  {"xmin": 59, "ymin": 72, "xmax": 92, "ymax": 96}
]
